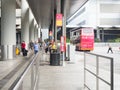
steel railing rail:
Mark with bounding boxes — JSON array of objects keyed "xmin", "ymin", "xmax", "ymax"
[
  {"xmin": 84, "ymin": 52, "xmax": 114, "ymax": 90},
  {"xmin": 9, "ymin": 52, "xmax": 40, "ymax": 90}
]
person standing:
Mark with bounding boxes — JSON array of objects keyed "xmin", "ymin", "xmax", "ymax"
[
  {"xmin": 51, "ymin": 41, "xmax": 57, "ymax": 53},
  {"xmin": 29, "ymin": 40, "xmax": 34, "ymax": 50},
  {"xmin": 107, "ymin": 44, "xmax": 113, "ymax": 53},
  {"xmin": 34, "ymin": 41, "xmax": 39, "ymax": 54}
]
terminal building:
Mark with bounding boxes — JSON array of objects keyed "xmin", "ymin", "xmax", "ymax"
[{"xmin": 68, "ymin": 0, "xmax": 120, "ymax": 42}]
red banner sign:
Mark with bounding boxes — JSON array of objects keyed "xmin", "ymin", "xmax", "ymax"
[{"xmin": 60, "ymin": 36, "xmax": 66, "ymax": 52}]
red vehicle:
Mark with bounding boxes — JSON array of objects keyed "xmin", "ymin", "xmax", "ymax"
[{"xmin": 75, "ymin": 27, "xmax": 94, "ymax": 51}]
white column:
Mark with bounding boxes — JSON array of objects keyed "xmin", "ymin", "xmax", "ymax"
[
  {"xmin": 38, "ymin": 28, "xmax": 40, "ymax": 38},
  {"xmin": 34, "ymin": 25, "xmax": 38, "ymax": 42},
  {"xmin": 52, "ymin": 12, "xmax": 55, "ymax": 40},
  {"xmin": 36, "ymin": 27, "xmax": 38, "ymax": 40},
  {"xmin": 1, "ymin": 0, "xmax": 16, "ymax": 60},
  {"xmin": 97, "ymin": 29, "xmax": 100, "ymax": 41},
  {"xmin": 30, "ymin": 19, "xmax": 35, "ymax": 42},
  {"xmin": 21, "ymin": 0, "xmax": 29, "ymax": 49},
  {"xmin": 29, "ymin": 9, "xmax": 34, "ymax": 42}
]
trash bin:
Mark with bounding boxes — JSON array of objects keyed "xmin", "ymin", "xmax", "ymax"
[{"xmin": 50, "ymin": 52, "xmax": 60, "ymax": 66}]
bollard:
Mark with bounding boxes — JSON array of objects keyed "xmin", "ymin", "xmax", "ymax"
[{"xmin": 66, "ymin": 44, "xmax": 70, "ymax": 61}]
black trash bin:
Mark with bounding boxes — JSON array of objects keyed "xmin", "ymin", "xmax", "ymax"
[{"xmin": 50, "ymin": 52, "xmax": 60, "ymax": 66}]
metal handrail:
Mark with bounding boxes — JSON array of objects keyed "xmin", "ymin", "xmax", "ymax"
[
  {"xmin": 84, "ymin": 52, "xmax": 114, "ymax": 90},
  {"xmin": 9, "ymin": 52, "xmax": 40, "ymax": 90}
]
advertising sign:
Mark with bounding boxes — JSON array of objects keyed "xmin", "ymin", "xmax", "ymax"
[
  {"xmin": 60, "ymin": 36, "xmax": 66, "ymax": 52},
  {"xmin": 56, "ymin": 14, "xmax": 62, "ymax": 26},
  {"xmin": 80, "ymin": 27, "xmax": 94, "ymax": 50}
]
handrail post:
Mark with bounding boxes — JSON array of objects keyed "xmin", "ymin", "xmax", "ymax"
[
  {"xmin": 84, "ymin": 52, "xmax": 114, "ymax": 90},
  {"xmin": 111, "ymin": 58, "xmax": 114, "ymax": 90},
  {"xmin": 96, "ymin": 55, "xmax": 99, "ymax": 90},
  {"xmin": 31, "ymin": 61, "xmax": 34, "ymax": 90},
  {"xmin": 84, "ymin": 52, "xmax": 86, "ymax": 89},
  {"xmin": 36, "ymin": 56, "xmax": 40, "ymax": 90}
]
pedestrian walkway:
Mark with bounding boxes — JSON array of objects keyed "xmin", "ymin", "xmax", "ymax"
[
  {"xmin": 0, "ymin": 45, "xmax": 120, "ymax": 90},
  {"xmin": 38, "ymin": 52, "xmax": 84, "ymax": 90},
  {"xmin": 0, "ymin": 51, "xmax": 34, "ymax": 89},
  {"xmin": 0, "ymin": 48, "xmax": 85, "ymax": 90}
]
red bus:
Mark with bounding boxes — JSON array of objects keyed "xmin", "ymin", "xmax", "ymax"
[{"xmin": 74, "ymin": 27, "xmax": 94, "ymax": 51}]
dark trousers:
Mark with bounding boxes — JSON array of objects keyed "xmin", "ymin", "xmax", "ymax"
[
  {"xmin": 107, "ymin": 48, "xmax": 113, "ymax": 53},
  {"xmin": 45, "ymin": 47, "xmax": 48, "ymax": 53},
  {"xmin": 34, "ymin": 50, "xmax": 38, "ymax": 54},
  {"xmin": 22, "ymin": 48, "xmax": 28, "ymax": 56}
]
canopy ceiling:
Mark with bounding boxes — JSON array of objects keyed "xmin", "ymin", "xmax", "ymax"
[{"xmin": 16, "ymin": 0, "xmax": 88, "ymax": 29}]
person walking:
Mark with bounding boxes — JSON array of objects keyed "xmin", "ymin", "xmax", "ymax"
[
  {"xmin": 29, "ymin": 40, "xmax": 34, "ymax": 50},
  {"xmin": 107, "ymin": 44, "xmax": 113, "ymax": 53},
  {"xmin": 34, "ymin": 41, "xmax": 39, "ymax": 54},
  {"xmin": 21, "ymin": 41, "xmax": 27, "ymax": 56}
]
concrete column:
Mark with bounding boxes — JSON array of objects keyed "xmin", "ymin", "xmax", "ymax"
[
  {"xmin": 40, "ymin": 29, "xmax": 42, "ymax": 41},
  {"xmin": 96, "ymin": 29, "xmax": 100, "ymax": 41},
  {"xmin": 52, "ymin": 11, "xmax": 55, "ymax": 40},
  {"xmin": 34, "ymin": 25, "xmax": 36, "ymax": 41},
  {"xmin": 36, "ymin": 27, "xmax": 38, "ymax": 41},
  {"xmin": 55, "ymin": 0, "xmax": 61, "ymax": 43},
  {"xmin": 101, "ymin": 28, "xmax": 104, "ymax": 42},
  {"xmin": 38, "ymin": 28, "xmax": 40, "ymax": 38},
  {"xmin": 21, "ymin": 0, "xmax": 29, "ymax": 49},
  {"xmin": 53, "ymin": 9, "xmax": 56, "ymax": 41},
  {"xmin": 63, "ymin": 0, "xmax": 67, "ymax": 37},
  {"xmin": 51, "ymin": 0, "xmax": 54, "ymax": 40},
  {"xmin": 63, "ymin": 0, "xmax": 67, "ymax": 61},
  {"xmin": 29, "ymin": 19, "xmax": 35, "ymax": 42},
  {"xmin": 1, "ymin": 0, "xmax": 16, "ymax": 60},
  {"xmin": 29, "ymin": 9, "xmax": 34, "ymax": 42},
  {"xmin": 38, "ymin": 25, "xmax": 42, "ymax": 40},
  {"xmin": 34, "ymin": 25, "xmax": 38, "ymax": 42},
  {"xmin": 57, "ymin": 0, "xmax": 61, "ymax": 13}
]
